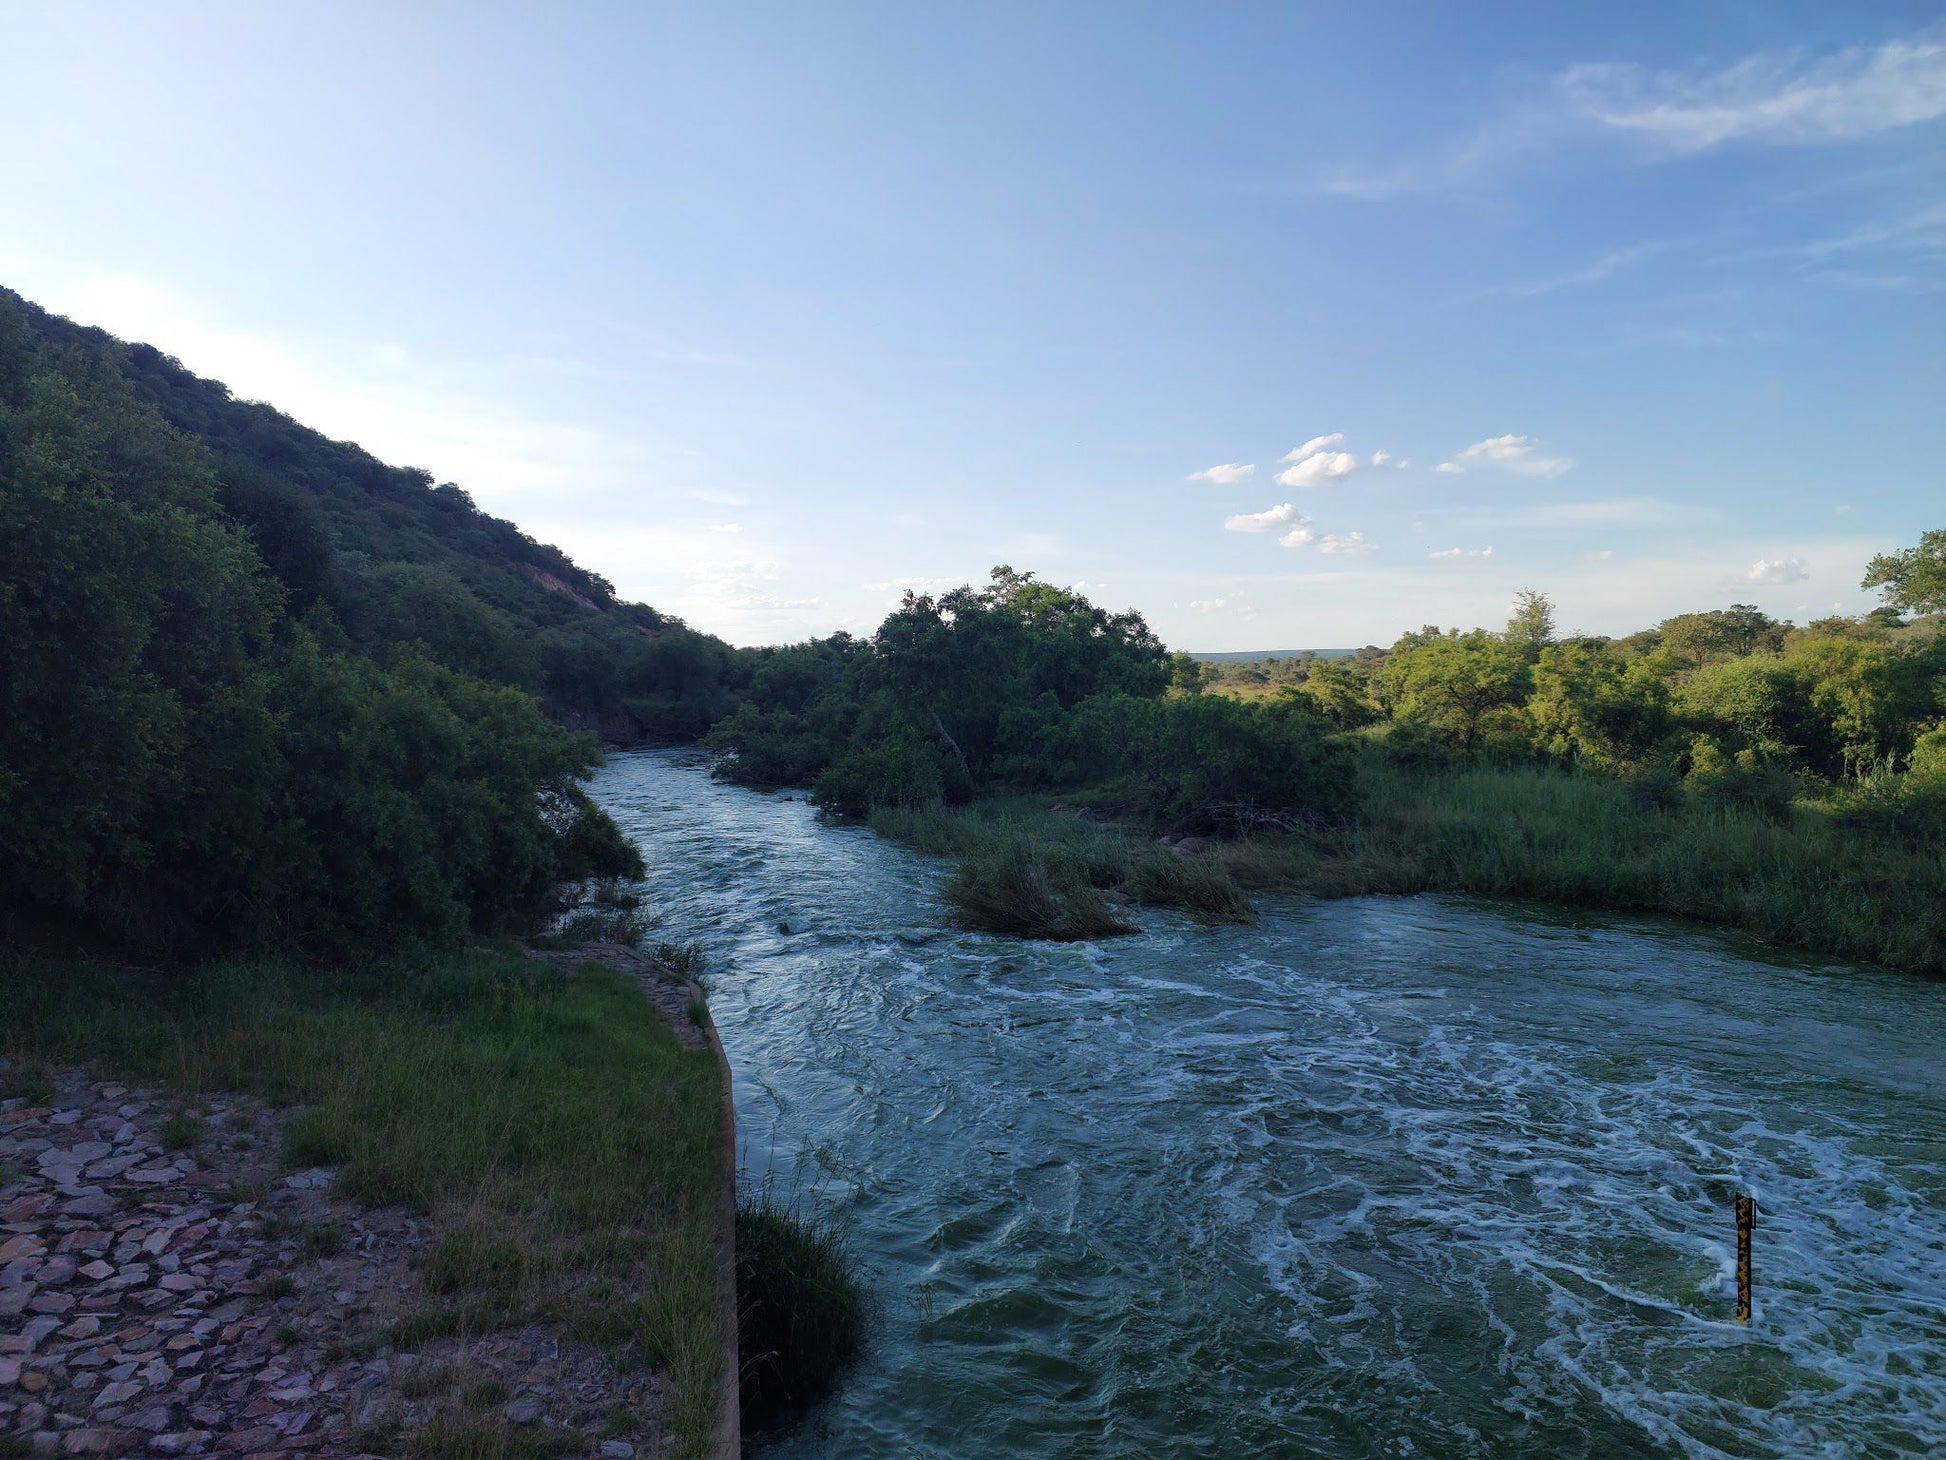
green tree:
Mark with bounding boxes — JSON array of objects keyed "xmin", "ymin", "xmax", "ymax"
[
  {"xmin": 1863, "ymin": 529, "xmax": 1946, "ymax": 616},
  {"xmin": 1503, "ymin": 589, "xmax": 1557, "ymax": 663},
  {"xmin": 1528, "ymin": 639, "xmax": 1673, "ymax": 768},
  {"xmin": 1379, "ymin": 630, "xmax": 1528, "ymax": 754}
]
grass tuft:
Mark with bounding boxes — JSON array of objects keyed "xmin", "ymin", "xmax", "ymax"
[{"xmin": 736, "ymin": 1185, "xmax": 867, "ymax": 1438}]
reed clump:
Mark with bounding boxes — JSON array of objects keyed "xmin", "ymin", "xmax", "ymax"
[{"xmin": 736, "ymin": 1186, "xmax": 867, "ymax": 1438}]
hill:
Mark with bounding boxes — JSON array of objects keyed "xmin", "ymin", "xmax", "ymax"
[{"xmin": 2, "ymin": 286, "xmax": 738, "ymax": 741}]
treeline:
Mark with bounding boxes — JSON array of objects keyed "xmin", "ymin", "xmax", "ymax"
[
  {"xmin": 5, "ymin": 288, "xmax": 742, "ymax": 743},
  {"xmin": 705, "ymin": 567, "xmax": 1355, "ymax": 832},
  {"xmin": 0, "ymin": 291, "xmax": 645, "ymax": 959},
  {"xmin": 1204, "ymin": 572, "xmax": 1946, "ymax": 828}
]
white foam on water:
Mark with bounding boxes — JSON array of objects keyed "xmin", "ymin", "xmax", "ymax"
[{"xmin": 594, "ymin": 751, "xmax": 1946, "ymax": 1460}]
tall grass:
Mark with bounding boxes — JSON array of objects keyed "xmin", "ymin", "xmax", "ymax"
[
  {"xmin": 735, "ymin": 1185, "xmax": 867, "ymax": 1437},
  {"xmin": 0, "ymin": 950, "xmax": 729, "ymax": 1455},
  {"xmin": 871, "ymin": 803, "xmax": 1253, "ymax": 938},
  {"xmin": 1219, "ymin": 757, "xmax": 1946, "ymax": 975}
]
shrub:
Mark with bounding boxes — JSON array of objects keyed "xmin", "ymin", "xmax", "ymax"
[
  {"xmin": 1683, "ymin": 739, "xmax": 1798, "ymax": 820},
  {"xmin": 810, "ymin": 733, "xmax": 946, "ymax": 817}
]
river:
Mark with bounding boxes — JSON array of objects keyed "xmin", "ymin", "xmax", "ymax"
[{"xmin": 590, "ymin": 749, "xmax": 1945, "ymax": 1459}]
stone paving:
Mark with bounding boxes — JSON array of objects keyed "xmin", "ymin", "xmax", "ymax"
[{"xmin": 1, "ymin": 1068, "xmax": 665, "ymax": 1458}]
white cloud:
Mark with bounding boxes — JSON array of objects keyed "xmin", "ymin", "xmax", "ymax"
[
  {"xmin": 1559, "ymin": 36, "xmax": 1946, "ymax": 153},
  {"xmin": 1429, "ymin": 546, "xmax": 1494, "ymax": 560},
  {"xmin": 708, "ymin": 522, "xmax": 743, "ymax": 533},
  {"xmin": 1583, "ymin": 548, "xmax": 1615, "ymax": 562},
  {"xmin": 1746, "ymin": 557, "xmax": 1811, "ymax": 584},
  {"xmin": 1281, "ymin": 433, "xmax": 1345, "ymax": 462},
  {"xmin": 1318, "ymin": 532, "xmax": 1377, "ymax": 556},
  {"xmin": 1279, "ymin": 522, "xmax": 1317, "ymax": 548},
  {"xmin": 1225, "ymin": 502, "xmax": 1300, "ymax": 533},
  {"xmin": 1189, "ymin": 598, "xmax": 1228, "ymax": 613},
  {"xmin": 1438, "ymin": 433, "xmax": 1573, "ymax": 477},
  {"xmin": 1275, "ymin": 450, "xmax": 1361, "ymax": 488},
  {"xmin": 1370, "ymin": 450, "xmax": 1408, "ymax": 468},
  {"xmin": 688, "ymin": 488, "xmax": 748, "ymax": 507},
  {"xmin": 861, "ymin": 574, "xmax": 962, "ymax": 594},
  {"xmin": 1188, "ymin": 462, "xmax": 1255, "ymax": 485}
]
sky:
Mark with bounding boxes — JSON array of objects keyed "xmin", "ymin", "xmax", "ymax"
[{"xmin": 2, "ymin": 2, "xmax": 1941, "ymax": 650}]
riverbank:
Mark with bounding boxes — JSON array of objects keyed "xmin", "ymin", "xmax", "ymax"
[
  {"xmin": 0, "ymin": 947, "xmax": 730, "ymax": 1458},
  {"xmin": 864, "ymin": 758, "xmax": 1944, "ymax": 975}
]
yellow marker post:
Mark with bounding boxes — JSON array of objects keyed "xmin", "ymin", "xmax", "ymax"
[{"xmin": 1735, "ymin": 1195, "xmax": 1755, "ymax": 1322}]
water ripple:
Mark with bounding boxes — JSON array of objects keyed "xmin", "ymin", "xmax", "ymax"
[{"xmin": 594, "ymin": 750, "xmax": 1946, "ymax": 1460}]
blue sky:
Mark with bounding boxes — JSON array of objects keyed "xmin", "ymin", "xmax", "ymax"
[{"xmin": 3, "ymin": 3, "xmax": 1941, "ymax": 649}]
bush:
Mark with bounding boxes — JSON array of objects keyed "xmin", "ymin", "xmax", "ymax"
[
  {"xmin": 736, "ymin": 1189, "xmax": 867, "ymax": 1437},
  {"xmin": 1683, "ymin": 739, "xmax": 1798, "ymax": 820},
  {"xmin": 810, "ymin": 733, "xmax": 946, "ymax": 817}
]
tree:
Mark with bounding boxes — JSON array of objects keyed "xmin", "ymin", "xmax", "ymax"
[
  {"xmin": 1863, "ymin": 529, "xmax": 1946, "ymax": 616},
  {"xmin": 1379, "ymin": 630, "xmax": 1528, "ymax": 754},
  {"xmin": 1504, "ymin": 589, "xmax": 1557, "ymax": 662},
  {"xmin": 1528, "ymin": 640, "xmax": 1672, "ymax": 768},
  {"xmin": 1657, "ymin": 605, "xmax": 1785, "ymax": 664}
]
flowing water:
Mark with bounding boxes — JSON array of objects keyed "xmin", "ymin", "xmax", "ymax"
[{"xmin": 591, "ymin": 750, "xmax": 1946, "ymax": 1459}]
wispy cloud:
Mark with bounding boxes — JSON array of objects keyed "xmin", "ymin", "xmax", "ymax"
[
  {"xmin": 1188, "ymin": 462, "xmax": 1256, "ymax": 485},
  {"xmin": 1320, "ymin": 30, "xmax": 1946, "ymax": 197},
  {"xmin": 1429, "ymin": 545, "xmax": 1494, "ymax": 560},
  {"xmin": 1559, "ymin": 36, "xmax": 1946, "ymax": 153},
  {"xmin": 1491, "ymin": 239, "xmax": 1684, "ymax": 297},
  {"xmin": 1437, "ymin": 433, "xmax": 1573, "ymax": 478},
  {"xmin": 1281, "ymin": 433, "xmax": 1345, "ymax": 461},
  {"xmin": 1225, "ymin": 503, "xmax": 1301, "ymax": 533},
  {"xmin": 1317, "ymin": 532, "xmax": 1377, "ymax": 556}
]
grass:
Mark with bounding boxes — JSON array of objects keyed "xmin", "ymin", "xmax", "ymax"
[
  {"xmin": 736, "ymin": 1185, "xmax": 867, "ymax": 1438},
  {"xmin": 1217, "ymin": 755, "xmax": 1946, "ymax": 975},
  {"xmin": 0, "ymin": 947, "xmax": 729, "ymax": 1457},
  {"xmin": 872, "ymin": 802, "xmax": 1254, "ymax": 940},
  {"xmin": 158, "ymin": 1109, "xmax": 206, "ymax": 1149}
]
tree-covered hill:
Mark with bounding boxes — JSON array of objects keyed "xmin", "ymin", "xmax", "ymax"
[
  {"xmin": 1, "ymin": 287, "xmax": 739, "ymax": 741},
  {"xmin": 1, "ymin": 288, "xmax": 650, "ymax": 959}
]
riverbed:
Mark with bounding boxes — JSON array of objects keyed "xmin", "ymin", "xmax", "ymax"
[{"xmin": 591, "ymin": 749, "xmax": 1945, "ymax": 1459}]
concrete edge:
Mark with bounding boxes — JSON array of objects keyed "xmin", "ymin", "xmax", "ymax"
[{"xmin": 687, "ymin": 974, "xmax": 742, "ymax": 1460}]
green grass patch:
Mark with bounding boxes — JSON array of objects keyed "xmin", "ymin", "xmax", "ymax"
[
  {"xmin": 736, "ymin": 1186, "xmax": 867, "ymax": 1438},
  {"xmin": 1217, "ymin": 754, "xmax": 1946, "ymax": 974},
  {"xmin": 0, "ymin": 948, "xmax": 729, "ymax": 1457}
]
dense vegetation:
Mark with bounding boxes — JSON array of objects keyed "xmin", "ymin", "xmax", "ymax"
[
  {"xmin": 4, "ymin": 288, "xmax": 742, "ymax": 745},
  {"xmin": 700, "ymin": 568, "xmax": 1355, "ymax": 933},
  {"xmin": 706, "ymin": 567, "xmax": 1353, "ymax": 831},
  {"xmin": 0, "ymin": 289, "xmax": 650, "ymax": 958},
  {"xmin": 707, "ymin": 552, "xmax": 1943, "ymax": 963}
]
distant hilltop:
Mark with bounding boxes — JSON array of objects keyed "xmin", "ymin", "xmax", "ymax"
[{"xmin": 1188, "ymin": 648, "xmax": 1358, "ymax": 663}]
